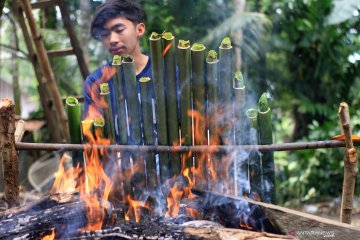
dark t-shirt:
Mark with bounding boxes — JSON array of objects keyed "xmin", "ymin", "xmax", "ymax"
[{"xmin": 83, "ymin": 57, "xmax": 152, "ymax": 120}]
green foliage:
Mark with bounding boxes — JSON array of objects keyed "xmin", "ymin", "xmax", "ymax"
[{"xmin": 265, "ymin": 0, "xmax": 360, "ymax": 140}]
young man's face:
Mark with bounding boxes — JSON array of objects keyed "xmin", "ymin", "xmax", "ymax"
[{"xmin": 99, "ymin": 17, "xmax": 145, "ymax": 56}]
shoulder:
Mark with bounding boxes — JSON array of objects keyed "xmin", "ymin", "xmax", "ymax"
[{"xmin": 85, "ymin": 62, "xmax": 112, "ymax": 87}]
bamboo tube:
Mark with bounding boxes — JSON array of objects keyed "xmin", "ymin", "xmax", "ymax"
[
  {"xmin": 121, "ymin": 56, "xmax": 141, "ymax": 145},
  {"xmin": 191, "ymin": 43, "xmax": 207, "ymax": 189},
  {"xmin": 178, "ymin": 39, "xmax": 193, "ymax": 175},
  {"xmin": 112, "ymin": 55, "xmax": 128, "ymax": 145},
  {"xmin": 178, "ymin": 40, "xmax": 192, "ymax": 147},
  {"xmin": 162, "ymin": 32, "xmax": 181, "ymax": 176},
  {"xmin": 94, "ymin": 117, "xmax": 105, "ymax": 162},
  {"xmin": 219, "ymin": 37, "xmax": 234, "ymax": 146},
  {"xmin": 206, "ymin": 50, "xmax": 219, "ymax": 142},
  {"xmin": 94, "ymin": 117, "xmax": 105, "ymax": 140},
  {"xmin": 257, "ymin": 93, "xmax": 275, "ymax": 203},
  {"xmin": 0, "ymin": 99, "xmax": 19, "ymax": 207},
  {"xmin": 339, "ymin": 102, "xmax": 358, "ymax": 224},
  {"xmin": 66, "ymin": 96, "xmax": 82, "ymax": 166},
  {"xmin": 246, "ymin": 108, "xmax": 262, "ymax": 198},
  {"xmin": 149, "ymin": 32, "xmax": 169, "ymax": 182},
  {"xmin": 140, "ymin": 77, "xmax": 157, "ymax": 189},
  {"xmin": 100, "ymin": 83, "xmax": 116, "ymax": 144},
  {"xmin": 81, "ymin": 119, "xmax": 94, "ymax": 144},
  {"xmin": 206, "ymin": 50, "xmax": 221, "ymax": 190},
  {"xmin": 122, "ymin": 55, "xmax": 143, "ymax": 197},
  {"xmin": 66, "ymin": 97, "xmax": 81, "ymax": 144},
  {"xmin": 233, "ymin": 71, "xmax": 248, "ymax": 196}
]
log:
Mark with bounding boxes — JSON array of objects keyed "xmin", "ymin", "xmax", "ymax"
[
  {"xmin": 0, "ymin": 99, "xmax": 19, "ymax": 207},
  {"xmin": 71, "ymin": 218, "xmax": 296, "ymax": 240},
  {"xmin": 0, "ymin": 193, "xmax": 113, "ymax": 239},
  {"xmin": 193, "ymin": 189, "xmax": 360, "ymax": 240}
]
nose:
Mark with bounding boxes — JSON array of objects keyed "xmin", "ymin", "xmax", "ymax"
[{"xmin": 109, "ymin": 31, "xmax": 118, "ymax": 46}]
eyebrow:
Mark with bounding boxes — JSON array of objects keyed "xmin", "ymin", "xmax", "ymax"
[{"xmin": 109, "ymin": 23, "xmax": 125, "ymax": 31}]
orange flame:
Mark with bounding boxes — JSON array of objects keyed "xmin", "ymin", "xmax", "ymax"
[
  {"xmin": 41, "ymin": 229, "xmax": 55, "ymax": 240},
  {"xmin": 52, "ymin": 72, "xmax": 115, "ymax": 230},
  {"xmin": 165, "ymin": 182, "xmax": 184, "ymax": 218},
  {"xmin": 85, "ymin": 66, "xmax": 116, "ymax": 115},
  {"xmin": 125, "ymin": 195, "xmax": 148, "ymax": 223}
]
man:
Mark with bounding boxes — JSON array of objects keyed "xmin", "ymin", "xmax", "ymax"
[{"xmin": 83, "ymin": 0, "xmax": 152, "ymax": 120}]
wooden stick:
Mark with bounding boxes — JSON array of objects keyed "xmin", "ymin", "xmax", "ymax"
[
  {"xmin": 0, "ymin": 99, "xmax": 19, "ymax": 207},
  {"xmin": 14, "ymin": 120, "xmax": 25, "ymax": 143},
  {"xmin": 15, "ymin": 139, "xmax": 355, "ymax": 153},
  {"xmin": 21, "ymin": 0, "xmax": 69, "ymax": 143},
  {"xmin": 338, "ymin": 102, "xmax": 358, "ymax": 224}
]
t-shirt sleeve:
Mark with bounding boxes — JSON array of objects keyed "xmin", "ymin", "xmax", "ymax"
[{"xmin": 83, "ymin": 67, "xmax": 103, "ymax": 119}]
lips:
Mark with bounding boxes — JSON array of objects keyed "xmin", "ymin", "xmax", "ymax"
[{"xmin": 110, "ymin": 47, "xmax": 125, "ymax": 55}]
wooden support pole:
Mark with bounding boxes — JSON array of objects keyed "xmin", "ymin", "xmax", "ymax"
[
  {"xmin": 0, "ymin": 99, "xmax": 19, "ymax": 207},
  {"xmin": 338, "ymin": 102, "xmax": 358, "ymax": 224},
  {"xmin": 20, "ymin": 0, "xmax": 69, "ymax": 143}
]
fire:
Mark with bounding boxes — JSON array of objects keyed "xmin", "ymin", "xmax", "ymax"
[
  {"xmin": 86, "ymin": 66, "xmax": 116, "ymax": 109},
  {"xmin": 125, "ymin": 195, "xmax": 148, "ymax": 223},
  {"xmin": 165, "ymin": 182, "xmax": 184, "ymax": 218},
  {"xmin": 41, "ymin": 229, "xmax": 55, "ymax": 240},
  {"xmin": 50, "ymin": 154, "xmax": 81, "ymax": 194},
  {"xmin": 51, "ymin": 66, "xmax": 116, "ymax": 232}
]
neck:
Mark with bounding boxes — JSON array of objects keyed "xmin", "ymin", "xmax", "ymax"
[{"xmin": 130, "ymin": 48, "xmax": 148, "ymax": 75}]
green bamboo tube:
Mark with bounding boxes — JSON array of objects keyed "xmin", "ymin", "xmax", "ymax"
[
  {"xmin": 100, "ymin": 83, "xmax": 116, "ymax": 144},
  {"xmin": 66, "ymin": 96, "xmax": 81, "ymax": 144},
  {"xmin": 206, "ymin": 50, "xmax": 221, "ymax": 191},
  {"xmin": 233, "ymin": 71, "xmax": 248, "ymax": 196},
  {"xmin": 81, "ymin": 119, "xmax": 94, "ymax": 144},
  {"xmin": 150, "ymin": 32, "xmax": 169, "ymax": 182},
  {"xmin": 139, "ymin": 77, "xmax": 157, "ymax": 189},
  {"xmin": 66, "ymin": 96, "xmax": 82, "ymax": 167},
  {"xmin": 246, "ymin": 108, "xmax": 262, "ymax": 199},
  {"xmin": 206, "ymin": 50, "xmax": 219, "ymax": 144},
  {"xmin": 191, "ymin": 43, "xmax": 207, "ymax": 189},
  {"xmin": 122, "ymin": 55, "xmax": 144, "ymax": 197},
  {"xmin": 219, "ymin": 37, "xmax": 234, "ymax": 145},
  {"xmin": 258, "ymin": 93, "xmax": 275, "ymax": 203},
  {"xmin": 121, "ymin": 55, "xmax": 141, "ymax": 145},
  {"xmin": 178, "ymin": 40, "xmax": 193, "ymax": 176},
  {"xmin": 112, "ymin": 55, "xmax": 128, "ymax": 145},
  {"xmin": 94, "ymin": 116, "xmax": 105, "ymax": 140},
  {"xmin": 191, "ymin": 43, "xmax": 207, "ymax": 144},
  {"xmin": 80, "ymin": 119, "xmax": 94, "ymax": 171},
  {"xmin": 178, "ymin": 40, "xmax": 192, "ymax": 146},
  {"xmin": 162, "ymin": 32, "xmax": 180, "ymax": 176}
]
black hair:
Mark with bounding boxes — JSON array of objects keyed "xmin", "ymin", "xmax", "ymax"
[{"xmin": 90, "ymin": 0, "xmax": 145, "ymax": 40}]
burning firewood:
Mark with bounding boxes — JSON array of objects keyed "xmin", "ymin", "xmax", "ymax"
[{"xmin": 0, "ymin": 193, "xmax": 113, "ymax": 239}]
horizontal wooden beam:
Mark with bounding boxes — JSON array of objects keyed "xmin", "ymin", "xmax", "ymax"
[
  {"xmin": 15, "ymin": 140, "xmax": 358, "ymax": 153},
  {"xmin": 30, "ymin": 0, "xmax": 59, "ymax": 10},
  {"xmin": 47, "ymin": 48, "xmax": 74, "ymax": 58}
]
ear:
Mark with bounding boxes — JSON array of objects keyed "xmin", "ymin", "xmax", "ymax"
[{"xmin": 136, "ymin": 23, "xmax": 145, "ymax": 37}]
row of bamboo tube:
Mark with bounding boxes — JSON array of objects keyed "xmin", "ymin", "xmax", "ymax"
[
  {"xmin": 66, "ymin": 34, "xmax": 276, "ymax": 203},
  {"xmin": 0, "ymin": 98, "xmax": 357, "ymax": 223}
]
